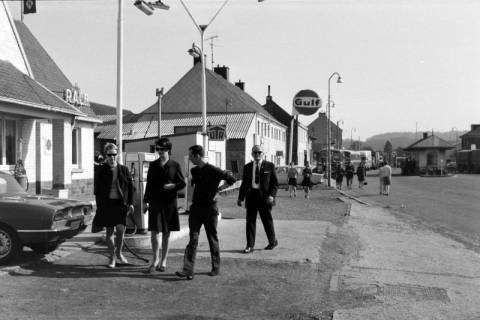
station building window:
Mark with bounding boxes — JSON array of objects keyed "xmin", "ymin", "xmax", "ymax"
[
  {"xmin": 0, "ymin": 118, "xmax": 17, "ymax": 166},
  {"xmin": 72, "ymin": 127, "xmax": 81, "ymax": 167}
]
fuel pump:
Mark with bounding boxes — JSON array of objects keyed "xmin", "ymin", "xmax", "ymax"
[{"xmin": 125, "ymin": 152, "xmax": 158, "ymax": 234}]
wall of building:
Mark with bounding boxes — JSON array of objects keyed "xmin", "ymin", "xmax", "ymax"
[{"xmin": 36, "ymin": 120, "xmax": 53, "ymax": 193}]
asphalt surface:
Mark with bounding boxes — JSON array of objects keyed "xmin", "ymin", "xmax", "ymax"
[
  {"xmin": 343, "ymin": 171, "xmax": 480, "ymax": 251},
  {"xmin": 0, "ymin": 185, "xmax": 356, "ymax": 320}
]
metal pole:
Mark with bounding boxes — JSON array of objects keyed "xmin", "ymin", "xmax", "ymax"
[
  {"xmin": 116, "ymin": 0, "xmax": 124, "ymax": 164},
  {"xmin": 156, "ymin": 88, "xmax": 164, "ymax": 138},
  {"xmin": 327, "ymin": 79, "xmax": 331, "ymax": 187},
  {"xmin": 200, "ymin": 30, "xmax": 208, "ymax": 152},
  {"xmin": 289, "ymin": 116, "xmax": 294, "ymax": 164}
]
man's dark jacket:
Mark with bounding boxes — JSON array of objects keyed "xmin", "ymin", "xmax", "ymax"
[{"xmin": 238, "ymin": 160, "xmax": 278, "ymax": 207}]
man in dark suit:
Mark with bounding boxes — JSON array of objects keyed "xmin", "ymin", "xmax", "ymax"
[{"xmin": 237, "ymin": 145, "xmax": 278, "ymax": 253}]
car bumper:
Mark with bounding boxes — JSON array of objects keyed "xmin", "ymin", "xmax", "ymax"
[{"xmin": 17, "ymin": 215, "xmax": 93, "ymax": 246}]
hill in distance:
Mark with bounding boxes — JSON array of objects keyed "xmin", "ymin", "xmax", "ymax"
[{"xmin": 343, "ymin": 130, "xmax": 467, "ymax": 151}]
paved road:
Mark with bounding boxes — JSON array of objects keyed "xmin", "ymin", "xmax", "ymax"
[{"xmin": 344, "ymin": 172, "xmax": 480, "ymax": 251}]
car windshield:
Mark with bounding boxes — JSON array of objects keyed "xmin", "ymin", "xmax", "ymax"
[{"xmin": 0, "ymin": 174, "xmax": 28, "ymax": 195}]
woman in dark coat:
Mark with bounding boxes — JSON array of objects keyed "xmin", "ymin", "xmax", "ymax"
[
  {"xmin": 301, "ymin": 161, "xmax": 313, "ymax": 199},
  {"xmin": 356, "ymin": 160, "xmax": 367, "ymax": 189},
  {"xmin": 143, "ymin": 137, "xmax": 186, "ymax": 273},
  {"xmin": 94, "ymin": 143, "xmax": 134, "ymax": 268}
]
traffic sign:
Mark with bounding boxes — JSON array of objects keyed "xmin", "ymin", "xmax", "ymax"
[{"xmin": 292, "ymin": 89, "xmax": 322, "ymax": 115}]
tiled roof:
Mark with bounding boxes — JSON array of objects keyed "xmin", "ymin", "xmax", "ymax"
[
  {"xmin": 14, "ymin": 20, "xmax": 98, "ymax": 119},
  {"xmin": 460, "ymin": 127, "xmax": 480, "ymax": 138},
  {"xmin": 139, "ymin": 63, "xmax": 278, "ymax": 123},
  {"xmin": 404, "ymin": 134, "xmax": 454, "ymax": 150},
  {"xmin": 90, "ymin": 101, "xmax": 134, "ymax": 122},
  {"xmin": 96, "ymin": 113, "xmax": 255, "ymax": 141},
  {"xmin": 0, "ymin": 59, "xmax": 84, "ymax": 115}
]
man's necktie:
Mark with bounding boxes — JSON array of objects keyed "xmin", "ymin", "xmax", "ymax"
[{"xmin": 255, "ymin": 162, "xmax": 260, "ymax": 184}]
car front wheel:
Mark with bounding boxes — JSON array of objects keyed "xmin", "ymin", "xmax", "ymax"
[{"xmin": 0, "ymin": 225, "xmax": 22, "ymax": 264}]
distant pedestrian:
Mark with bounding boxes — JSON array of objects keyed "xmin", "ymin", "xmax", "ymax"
[
  {"xmin": 287, "ymin": 162, "xmax": 298, "ymax": 198},
  {"xmin": 301, "ymin": 161, "xmax": 313, "ymax": 199},
  {"xmin": 176, "ymin": 145, "xmax": 236, "ymax": 280},
  {"xmin": 382, "ymin": 161, "xmax": 392, "ymax": 195},
  {"xmin": 94, "ymin": 143, "xmax": 134, "ymax": 268},
  {"xmin": 356, "ymin": 159, "xmax": 367, "ymax": 189},
  {"xmin": 237, "ymin": 145, "xmax": 278, "ymax": 254},
  {"xmin": 378, "ymin": 161, "xmax": 385, "ymax": 195},
  {"xmin": 335, "ymin": 163, "xmax": 345, "ymax": 190},
  {"xmin": 345, "ymin": 160, "xmax": 355, "ymax": 190},
  {"xmin": 143, "ymin": 137, "xmax": 186, "ymax": 274}
]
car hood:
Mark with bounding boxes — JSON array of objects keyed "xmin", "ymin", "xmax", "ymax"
[{"xmin": 0, "ymin": 193, "xmax": 91, "ymax": 210}]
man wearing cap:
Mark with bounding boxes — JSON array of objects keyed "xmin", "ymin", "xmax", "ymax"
[{"xmin": 237, "ymin": 145, "xmax": 279, "ymax": 253}]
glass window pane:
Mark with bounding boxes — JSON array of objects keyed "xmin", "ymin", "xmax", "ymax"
[
  {"xmin": 6, "ymin": 120, "xmax": 16, "ymax": 165},
  {"xmin": 72, "ymin": 128, "xmax": 78, "ymax": 165}
]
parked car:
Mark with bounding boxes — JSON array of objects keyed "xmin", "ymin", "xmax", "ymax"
[
  {"xmin": 275, "ymin": 165, "xmax": 323, "ymax": 186},
  {"xmin": 0, "ymin": 171, "xmax": 93, "ymax": 264}
]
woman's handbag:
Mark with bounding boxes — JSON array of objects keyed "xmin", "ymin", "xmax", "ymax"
[{"xmin": 91, "ymin": 214, "xmax": 104, "ymax": 233}]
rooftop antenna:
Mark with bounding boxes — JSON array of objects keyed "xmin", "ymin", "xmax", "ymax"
[{"xmin": 205, "ymin": 35, "xmax": 219, "ymax": 69}]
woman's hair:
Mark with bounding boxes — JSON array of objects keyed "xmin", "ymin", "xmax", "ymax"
[{"xmin": 104, "ymin": 142, "xmax": 118, "ymax": 154}]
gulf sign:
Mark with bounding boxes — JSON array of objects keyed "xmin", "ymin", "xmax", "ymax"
[{"xmin": 293, "ymin": 89, "xmax": 322, "ymax": 115}]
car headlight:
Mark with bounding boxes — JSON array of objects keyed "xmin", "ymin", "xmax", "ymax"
[
  {"xmin": 82, "ymin": 206, "xmax": 92, "ymax": 215},
  {"xmin": 53, "ymin": 209, "xmax": 69, "ymax": 221}
]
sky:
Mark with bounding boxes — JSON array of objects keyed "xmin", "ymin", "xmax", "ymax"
[{"xmin": 7, "ymin": 0, "xmax": 480, "ymax": 140}]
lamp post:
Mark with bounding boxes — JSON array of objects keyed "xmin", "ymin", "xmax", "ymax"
[
  {"xmin": 327, "ymin": 72, "xmax": 343, "ymax": 187},
  {"xmin": 350, "ymin": 127, "xmax": 356, "ymax": 149},
  {"xmin": 156, "ymin": 88, "xmax": 164, "ymax": 138}
]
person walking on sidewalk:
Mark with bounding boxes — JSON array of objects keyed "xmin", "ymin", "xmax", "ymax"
[
  {"xmin": 94, "ymin": 143, "xmax": 134, "ymax": 268},
  {"xmin": 335, "ymin": 163, "xmax": 345, "ymax": 190},
  {"xmin": 301, "ymin": 161, "xmax": 313, "ymax": 199},
  {"xmin": 143, "ymin": 137, "xmax": 186, "ymax": 274},
  {"xmin": 356, "ymin": 159, "xmax": 367, "ymax": 189},
  {"xmin": 176, "ymin": 145, "xmax": 236, "ymax": 280},
  {"xmin": 378, "ymin": 161, "xmax": 385, "ymax": 195},
  {"xmin": 382, "ymin": 161, "xmax": 392, "ymax": 195},
  {"xmin": 237, "ymin": 145, "xmax": 279, "ymax": 254},
  {"xmin": 287, "ymin": 162, "xmax": 298, "ymax": 198},
  {"xmin": 345, "ymin": 160, "xmax": 355, "ymax": 190}
]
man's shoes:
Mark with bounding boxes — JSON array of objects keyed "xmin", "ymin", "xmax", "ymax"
[
  {"xmin": 175, "ymin": 270, "xmax": 194, "ymax": 280},
  {"xmin": 144, "ymin": 264, "xmax": 157, "ymax": 274},
  {"xmin": 264, "ymin": 240, "xmax": 278, "ymax": 250},
  {"xmin": 208, "ymin": 269, "xmax": 220, "ymax": 277},
  {"xmin": 156, "ymin": 265, "xmax": 166, "ymax": 272},
  {"xmin": 243, "ymin": 247, "xmax": 254, "ymax": 254}
]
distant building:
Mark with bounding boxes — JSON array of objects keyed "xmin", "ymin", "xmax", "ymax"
[
  {"xmin": 459, "ymin": 124, "xmax": 480, "ymax": 150},
  {"xmin": 404, "ymin": 132, "xmax": 454, "ymax": 173},
  {"xmin": 262, "ymin": 86, "xmax": 311, "ymax": 165},
  {"xmin": 308, "ymin": 112, "xmax": 342, "ymax": 163}
]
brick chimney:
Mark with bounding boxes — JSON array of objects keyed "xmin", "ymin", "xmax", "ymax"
[
  {"xmin": 266, "ymin": 85, "xmax": 272, "ymax": 102},
  {"xmin": 471, "ymin": 124, "xmax": 480, "ymax": 131},
  {"xmin": 423, "ymin": 132, "xmax": 428, "ymax": 139},
  {"xmin": 213, "ymin": 65, "xmax": 229, "ymax": 81},
  {"xmin": 235, "ymin": 80, "xmax": 245, "ymax": 91}
]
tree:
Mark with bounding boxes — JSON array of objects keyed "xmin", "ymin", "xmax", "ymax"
[{"xmin": 384, "ymin": 140, "xmax": 393, "ymax": 163}]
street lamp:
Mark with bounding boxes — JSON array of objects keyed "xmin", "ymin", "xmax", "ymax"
[
  {"xmin": 327, "ymin": 72, "xmax": 343, "ymax": 187},
  {"xmin": 180, "ymin": 0, "xmax": 265, "ymax": 152},
  {"xmin": 350, "ymin": 128, "xmax": 356, "ymax": 149},
  {"xmin": 115, "ymin": 0, "xmax": 169, "ymax": 164}
]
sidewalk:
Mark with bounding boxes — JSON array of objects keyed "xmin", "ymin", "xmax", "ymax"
[{"xmin": 331, "ymin": 200, "xmax": 480, "ymax": 319}]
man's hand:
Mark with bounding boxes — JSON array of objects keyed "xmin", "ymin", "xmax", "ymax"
[
  {"xmin": 127, "ymin": 204, "xmax": 134, "ymax": 215},
  {"xmin": 237, "ymin": 200, "xmax": 243, "ymax": 207},
  {"xmin": 143, "ymin": 202, "xmax": 149, "ymax": 213},
  {"xmin": 267, "ymin": 196, "xmax": 274, "ymax": 205},
  {"xmin": 164, "ymin": 183, "xmax": 175, "ymax": 190}
]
